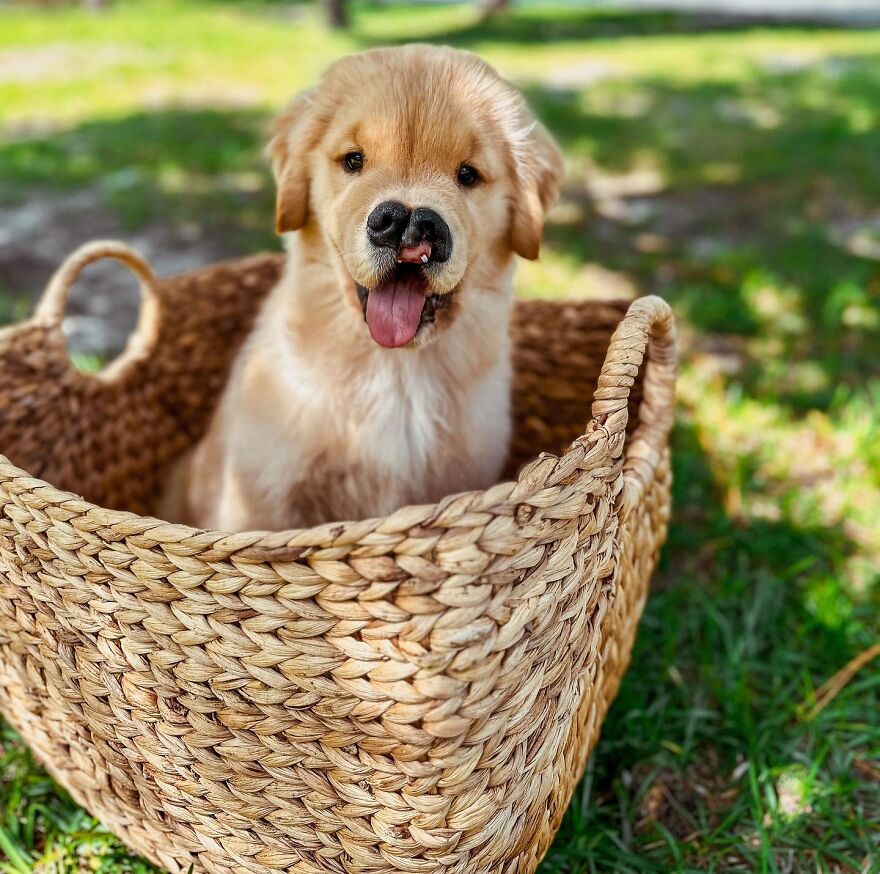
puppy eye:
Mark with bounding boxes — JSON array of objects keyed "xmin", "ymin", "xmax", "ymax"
[
  {"xmin": 457, "ymin": 164, "xmax": 479, "ymax": 187},
  {"xmin": 342, "ymin": 151, "xmax": 364, "ymax": 173}
]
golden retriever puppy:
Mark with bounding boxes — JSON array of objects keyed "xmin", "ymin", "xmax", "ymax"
[{"xmin": 165, "ymin": 44, "xmax": 563, "ymax": 531}]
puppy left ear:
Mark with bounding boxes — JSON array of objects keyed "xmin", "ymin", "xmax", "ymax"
[
  {"xmin": 268, "ymin": 89, "xmax": 322, "ymax": 234},
  {"xmin": 510, "ymin": 120, "xmax": 565, "ymax": 260}
]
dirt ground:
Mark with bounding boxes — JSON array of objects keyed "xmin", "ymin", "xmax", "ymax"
[{"xmin": 0, "ymin": 186, "xmax": 264, "ymax": 356}]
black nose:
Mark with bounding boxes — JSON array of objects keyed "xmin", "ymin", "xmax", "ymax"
[
  {"xmin": 366, "ymin": 202, "xmax": 452, "ymax": 263},
  {"xmin": 367, "ymin": 201, "xmax": 410, "ymax": 249}
]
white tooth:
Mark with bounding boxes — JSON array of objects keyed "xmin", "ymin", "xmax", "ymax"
[{"xmin": 420, "ymin": 254, "xmax": 429, "ymax": 263}]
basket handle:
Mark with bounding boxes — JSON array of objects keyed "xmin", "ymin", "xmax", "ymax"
[
  {"xmin": 35, "ymin": 240, "xmax": 159, "ymax": 325},
  {"xmin": 591, "ymin": 295, "xmax": 677, "ymax": 520}
]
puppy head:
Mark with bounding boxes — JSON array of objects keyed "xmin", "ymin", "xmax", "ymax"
[{"xmin": 269, "ymin": 45, "xmax": 563, "ymax": 349}]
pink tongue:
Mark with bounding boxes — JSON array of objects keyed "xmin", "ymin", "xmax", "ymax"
[{"xmin": 366, "ymin": 274, "xmax": 428, "ymax": 348}]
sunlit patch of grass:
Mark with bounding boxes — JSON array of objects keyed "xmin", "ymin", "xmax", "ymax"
[
  {"xmin": 741, "ymin": 271, "xmax": 807, "ymax": 337},
  {"xmin": 678, "ymin": 369, "xmax": 880, "ymax": 570},
  {"xmin": 0, "ymin": 721, "xmax": 158, "ymax": 873},
  {"xmin": 68, "ymin": 351, "xmax": 105, "ymax": 375},
  {"xmin": 515, "ymin": 249, "xmax": 637, "ymax": 302},
  {"xmin": 0, "ymin": 1, "xmax": 349, "ymax": 126},
  {"xmin": 0, "ymin": 286, "xmax": 30, "ymax": 325}
]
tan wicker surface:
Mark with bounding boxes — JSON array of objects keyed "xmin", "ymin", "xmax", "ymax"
[{"xmin": 0, "ymin": 242, "xmax": 676, "ymax": 874}]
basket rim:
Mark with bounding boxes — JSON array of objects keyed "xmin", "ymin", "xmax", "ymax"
[
  {"xmin": 0, "ymin": 450, "xmax": 563, "ymax": 556},
  {"xmin": 0, "ymin": 250, "xmax": 676, "ymax": 556}
]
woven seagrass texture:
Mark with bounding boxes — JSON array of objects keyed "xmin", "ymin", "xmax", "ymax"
[{"xmin": 0, "ymin": 242, "xmax": 676, "ymax": 874}]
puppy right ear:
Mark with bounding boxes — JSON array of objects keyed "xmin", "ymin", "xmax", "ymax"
[
  {"xmin": 510, "ymin": 119, "xmax": 564, "ymax": 261},
  {"xmin": 268, "ymin": 89, "xmax": 321, "ymax": 234}
]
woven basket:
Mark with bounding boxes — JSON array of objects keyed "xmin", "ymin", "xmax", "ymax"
[{"xmin": 0, "ymin": 242, "xmax": 676, "ymax": 874}]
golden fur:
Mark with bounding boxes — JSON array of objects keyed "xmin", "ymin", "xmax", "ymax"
[{"xmin": 163, "ymin": 45, "xmax": 563, "ymax": 531}]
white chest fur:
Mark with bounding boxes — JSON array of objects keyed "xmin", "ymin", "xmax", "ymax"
[{"xmin": 211, "ymin": 276, "xmax": 513, "ymax": 530}]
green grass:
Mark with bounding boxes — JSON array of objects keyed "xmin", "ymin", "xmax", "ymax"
[{"xmin": 1, "ymin": 2, "xmax": 878, "ymax": 872}]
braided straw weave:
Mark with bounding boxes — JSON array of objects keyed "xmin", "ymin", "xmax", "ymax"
[{"xmin": 0, "ymin": 242, "xmax": 676, "ymax": 874}]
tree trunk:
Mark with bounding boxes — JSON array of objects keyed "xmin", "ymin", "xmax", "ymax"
[
  {"xmin": 326, "ymin": 0, "xmax": 348, "ymax": 29},
  {"xmin": 481, "ymin": 0, "xmax": 511, "ymax": 16},
  {"xmin": 82, "ymin": 0, "xmax": 108, "ymax": 9}
]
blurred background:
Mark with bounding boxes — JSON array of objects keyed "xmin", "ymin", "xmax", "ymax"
[{"xmin": 0, "ymin": 1, "xmax": 878, "ymax": 872}]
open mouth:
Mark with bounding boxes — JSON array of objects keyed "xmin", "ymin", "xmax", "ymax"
[{"xmin": 356, "ymin": 261, "xmax": 453, "ymax": 349}]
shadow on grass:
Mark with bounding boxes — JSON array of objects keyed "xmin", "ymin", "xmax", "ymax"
[
  {"xmin": 353, "ymin": 4, "xmax": 868, "ymax": 49},
  {"xmin": 0, "ymin": 106, "xmax": 275, "ymax": 230},
  {"xmin": 522, "ymin": 57, "xmax": 880, "ymax": 412},
  {"xmin": 0, "ymin": 107, "xmax": 278, "ymax": 307},
  {"xmin": 539, "ymin": 420, "xmax": 879, "ymax": 872}
]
